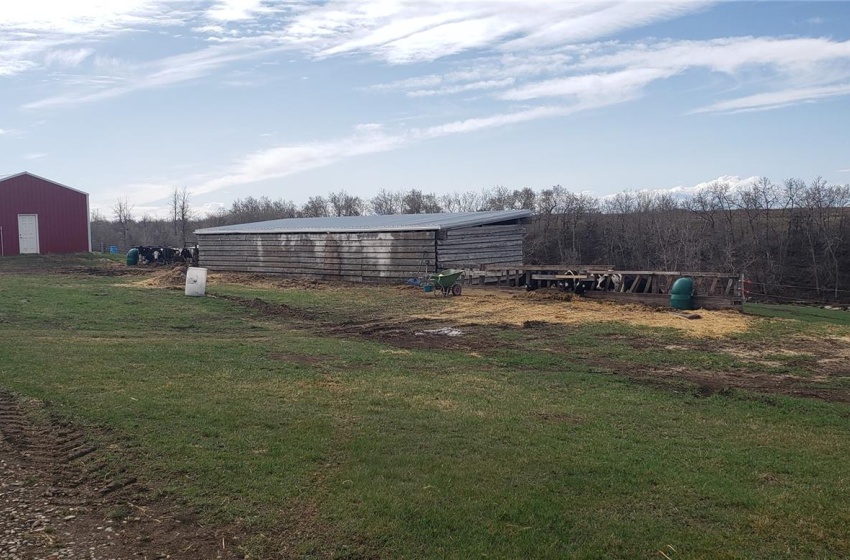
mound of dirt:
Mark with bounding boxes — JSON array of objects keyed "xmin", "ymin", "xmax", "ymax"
[
  {"xmin": 132, "ymin": 265, "xmax": 188, "ymax": 288},
  {"xmin": 412, "ymin": 287, "xmax": 753, "ymax": 338}
]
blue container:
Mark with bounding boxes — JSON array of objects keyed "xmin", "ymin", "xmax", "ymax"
[
  {"xmin": 423, "ymin": 284, "xmax": 434, "ymax": 293},
  {"xmin": 109, "ymin": 245, "xmax": 119, "ymax": 254}
]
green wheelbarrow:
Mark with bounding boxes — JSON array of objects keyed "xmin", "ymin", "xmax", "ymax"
[{"xmin": 428, "ymin": 269, "xmax": 464, "ymax": 296}]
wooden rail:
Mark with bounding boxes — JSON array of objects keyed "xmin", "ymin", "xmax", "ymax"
[{"xmin": 456, "ymin": 264, "xmax": 744, "ymax": 310}]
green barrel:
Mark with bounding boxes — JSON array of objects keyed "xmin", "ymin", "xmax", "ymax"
[
  {"xmin": 126, "ymin": 247, "xmax": 139, "ymax": 266},
  {"xmin": 670, "ymin": 277, "xmax": 694, "ymax": 310}
]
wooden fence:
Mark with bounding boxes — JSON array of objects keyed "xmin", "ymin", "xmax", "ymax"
[{"xmin": 453, "ymin": 264, "xmax": 743, "ymax": 310}]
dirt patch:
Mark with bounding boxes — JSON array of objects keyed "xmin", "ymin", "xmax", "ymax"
[
  {"xmin": 214, "ymin": 294, "xmax": 319, "ymax": 322},
  {"xmin": 208, "ymin": 273, "xmax": 337, "ymax": 291},
  {"xmin": 534, "ymin": 412, "xmax": 584, "ymax": 424},
  {"xmin": 412, "ymin": 287, "xmax": 753, "ymax": 338},
  {"xmin": 268, "ymin": 352, "xmax": 323, "ymax": 365},
  {"xmin": 0, "ymin": 391, "xmax": 243, "ymax": 559},
  {"xmin": 605, "ymin": 363, "xmax": 850, "ymax": 403},
  {"xmin": 332, "ymin": 319, "xmax": 494, "ymax": 351},
  {"xmin": 588, "ymin": 330, "xmax": 850, "ymax": 402},
  {"xmin": 73, "ymin": 266, "xmax": 151, "ymax": 277}
]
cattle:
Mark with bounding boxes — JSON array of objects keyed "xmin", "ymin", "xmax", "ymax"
[
  {"xmin": 595, "ymin": 273, "xmax": 622, "ymax": 291},
  {"xmin": 551, "ymin": 271, "xmax": 597, "ymax": 295},
  {"xmin": 134, "ymin": 245, "xmax": 197, "ymax": 265}
]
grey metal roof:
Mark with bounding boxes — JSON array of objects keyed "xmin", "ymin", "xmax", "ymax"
[{"xmin": 195, "ymin": 210, "xmax": 532, "ymax": 235}]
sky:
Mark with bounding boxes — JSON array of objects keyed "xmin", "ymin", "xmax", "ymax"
[{"xmin": 1, "ymin": 0, "xmax": 850, "ymax": 218}]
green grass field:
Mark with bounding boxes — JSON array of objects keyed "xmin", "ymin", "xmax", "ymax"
[
  {"xmin": 2, "ymin": 255, "xmax": 850, "ymax": 558},
  {"xmin": 745, "ymin": 302, "xmax": 850, "ymax": 326}
]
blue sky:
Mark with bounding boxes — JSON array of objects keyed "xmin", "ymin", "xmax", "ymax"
[{"xmin": 1, "ymin": 1, "xmax": 849, "ymax": 217}]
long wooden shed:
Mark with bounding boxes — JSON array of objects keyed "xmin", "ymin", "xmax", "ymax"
[{"xmin": 195, "ymin": 210, "xmax": 531, "ymax": 281}]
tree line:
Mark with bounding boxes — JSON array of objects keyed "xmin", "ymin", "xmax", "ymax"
[{"xmin": 91, "ymin": 178, "xmax": 850, "ymax": 302}]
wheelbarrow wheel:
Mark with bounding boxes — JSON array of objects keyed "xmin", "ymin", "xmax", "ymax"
[{"xmin": 451, "ymin": 283, "xmax": 462, "ymax": 296}]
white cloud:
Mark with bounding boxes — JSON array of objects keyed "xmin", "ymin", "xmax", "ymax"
[
  {"xmin": 193, "ymin": 104, "xmax": 590, "ymax": 194},
  {"xmin": 489, "ymin": 36, "xmax": 850, "ymax": 113},
  {"xmin": 22, "ymin": 152, "xmax": 47, "ymax": 159},
  {"xmin": 283, "ymin": 1, "xmax": 711, "ymax": 64},
  {"xmin": 44, "ymin": 48, "xmax": 94, "ymax": 67},
  {"xmin": 692, "ymin": 84, "xmax": 850, "ymax": 114},
  {"xmin": 0, "ymin": 1, "xmax": 173, "ymax": 34},
  {"xmin": 367, "ymin": 34, "xmax": 850, "ymax": 114},
  {"xmin": 192, "ymin": 24, "xmax": 226, "ymax": 34},
  {"xmin": 414, "ymin": 105, "xmax": 579, "ymax": 140},
  {"xmin": 24, "ymin": 41, "xmax": 281, "ymax": 109},
  {"xmin": 92, "ymin": 180, "xmax": 176, "ymax": 212},
  {"xmin": 194, "ymin": 125, "xmax": 408, "ymax": 195},
  {"xmin": 668, "ymin": 175, "xmax": 761, "ymax": 196},
  {"xmin": 369, "ymin": 51, "xmax": 576, "ymax": 97},
  {"xmin": 575, "ymin": 36, "xmax": 850, "ymax": 75},
  {"xmin": 0, "ymin": 1, "xmax": 187, "ymax": 76},
  {"xmin": 407, "ymin": 78, "xmax": 515, "ymax": 98},
  {"xmin": 605, "ymin": 175, "xmax": 762, "ymax": 201},
  {"xmin": 94, "ymin": 55, "xmax": 123, "ymax": 68},
  {"xmin": 7, "ymin": 1, "xmax": 850, "ymax": 117},
  {"xmin": 500, "ymin": 67, "xmax": 674, "ymax": 102},
  {"xmin": 206, "ymin": 0, "xmax": 266, "ymax": 22}
]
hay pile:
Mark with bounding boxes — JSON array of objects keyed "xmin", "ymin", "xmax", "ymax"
[
  {"xmin": 131, "ymin": 269, "xmax": 337, "ymax": 291},
  {"xmin": 133, "ymin": 265, "xmax": 187, "ymax": 288},
  {"xmin": 518, "ymin": 288, "xmax": 573, "ymax": 302},
  {"xmin": 412, "ymin": 288, "xmax": 753, "ymax": 338}
]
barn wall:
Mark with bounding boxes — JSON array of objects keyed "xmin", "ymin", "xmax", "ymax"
[
  {"xmin": 437, "ymin": 224, "xmax": 524, "ymax": 268},
  {"xmin": 0, "ymin": 174, "xmax": 89, "ymax": 256},
  {"xmin": 197, "ymin": 231, "xmax": 436, "ymax": 281}
]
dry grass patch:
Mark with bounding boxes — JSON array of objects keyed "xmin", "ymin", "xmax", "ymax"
[{"xmin": 412, "ymin": 287, "xmax": 753, "ymax": 338}]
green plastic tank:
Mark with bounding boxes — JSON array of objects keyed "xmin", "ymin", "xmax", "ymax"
[
  {"xmin": 126, "ymin": 247, "xmax": 139, "ymax": 266},
  {"xmin": 670, "ymin": 277, "xmax": 694, "ymax": 310}
]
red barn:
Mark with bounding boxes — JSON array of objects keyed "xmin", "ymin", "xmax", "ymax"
[{"xmin": 0, "ymin": 172, "xmax": 90, "ymax": 256}]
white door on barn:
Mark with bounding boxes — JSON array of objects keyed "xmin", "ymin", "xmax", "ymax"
[{"xmin": 18, "ymin": 214, "xmax": 40, "ymax": 254}]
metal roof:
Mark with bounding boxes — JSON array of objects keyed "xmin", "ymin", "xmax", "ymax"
[{"xmin": 195, "ymin": 209, "xmax": 532, "ymax": 235}]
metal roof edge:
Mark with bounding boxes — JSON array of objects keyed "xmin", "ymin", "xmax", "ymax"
[
  {"xmin": 194, "ymin": 225, "xmax": 442, "ymax": 235},
  {"xmin": 0, "ymin": 171, "xmax": 89, "ymax": 196},
  {"xmin": 193, "ymin": 209, "xmax": 533, "ymax": 236}
]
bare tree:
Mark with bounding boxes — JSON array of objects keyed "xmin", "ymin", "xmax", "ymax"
[
  {"xmin": 514, "ymin": 187, "xmax": 537, "ymax": 210},
  {"xmin": 481, "ymin": 186, "xmax": 515, "ymax": 210},
  {"xmin": 440, "ymin": 191, "xmax": 481, "ymax": 213},
  {"xmin": 301, "ymin": 196, "xmax": 330, "ymax": 218},
  {"xmin": 371, "ymin": 189, "xmax": 404, "ymax": 214},
  {"xmin": 112, "ymin": 198, "xmax": 133, "ymax": 249},
  {"xmin": 328, "ymin": 190, "xmax": 364, "ymax": 216},
  {"xmin": 169, "ymin": 188, "xmax": 180, "ymax": 235},
  {"xmin": 401, "ymin": 189, "xmax": 442, "ymax": 214},
  {"xmin": 169, "ymin": 186, "xmax": 193, "ymax": 245}
]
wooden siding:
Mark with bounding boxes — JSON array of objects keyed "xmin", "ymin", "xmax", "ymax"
[
  {"xmin": 437, "ymin": 224, "xmax": 524, "ymax": 268},
  {"xmin": 198, "ymin": 231, "xmax": 436, "ymax": 281}
]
